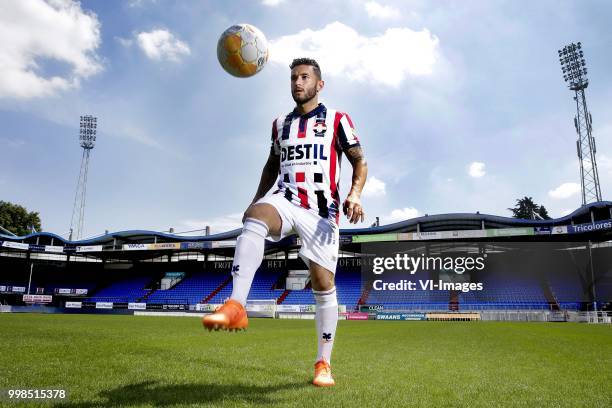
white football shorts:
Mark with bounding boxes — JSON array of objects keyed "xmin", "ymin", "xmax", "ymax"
[{"xmin": 255, "ymin": 192, "xmax": 340, "ymax": 274}]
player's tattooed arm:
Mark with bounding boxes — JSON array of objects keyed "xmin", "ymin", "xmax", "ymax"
[
  {"xmin": 343, "ymin": 146, "xmax": 368, "ymax": 224},
  {"xmin": 251, "ymin": 151, "xmax": 281, "ymax": 204}
]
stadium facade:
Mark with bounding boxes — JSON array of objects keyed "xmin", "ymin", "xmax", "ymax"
[{"xmin": 1, "ymin": 201, "xmax": 611, "ymax": 319}]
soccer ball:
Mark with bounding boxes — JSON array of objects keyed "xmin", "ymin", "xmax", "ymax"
[{"xmin": 217, "ymin": 24, "xmax": 269, "ymax": 78}]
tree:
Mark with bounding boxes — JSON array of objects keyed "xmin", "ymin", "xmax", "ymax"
[
  {"xmin": 0, "ymin": 201, "xmax": 42, "ymax": 236},
  {"xmin": 538, "ymin": 205, "xmax": 551, "ymax": 220},
  {"xmin": 508, "ymin": 196, "xmax": 551, "ymax": 220}
]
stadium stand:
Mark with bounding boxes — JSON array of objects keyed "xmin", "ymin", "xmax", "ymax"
[
  {"xmin": 244, "ymin": 268, "xmax": 286, "ymax": 302},
  {"xmin": 86, "ymin": 276, "xmax": 151, "ymax": 303},
  {"xmin": 197, "ymin": 270, "xmax": 234, "ymax": 304},
  {"xmin": 0, "ymin": 260, "xmax": 598, "ymax": 311},
  {"xmin": 1, "ymin": 201, "xmax": 610, "ymax": 312},
  {"xmin": 368, "ymin": 285, "xmax": 451, "ymax": 311},
  {"xmin": 145, "ymin": 271, "xmax": 227, "ymax": 304}
]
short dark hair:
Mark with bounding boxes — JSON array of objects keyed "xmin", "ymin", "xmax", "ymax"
[{"xmin": 290, "ymin": 58, "xmax": 322, "ymax": 79}]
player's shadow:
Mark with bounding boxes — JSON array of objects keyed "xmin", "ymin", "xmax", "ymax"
[{"xmin": 55, "ymin": 380, "xmax": 309, "ymax": 407}]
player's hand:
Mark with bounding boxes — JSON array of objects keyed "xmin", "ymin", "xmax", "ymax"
[{"xmin": 343, "ymin": 193, "xmax": 365, "ymax": 224}]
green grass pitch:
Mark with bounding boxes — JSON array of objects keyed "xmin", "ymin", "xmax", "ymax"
[{"xmin": 0, "ymin": 313, "xmax": 610, "ymax": 407}]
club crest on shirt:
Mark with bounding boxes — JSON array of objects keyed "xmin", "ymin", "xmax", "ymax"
[{"xmin": 313, "ymin": 121, "xmax": 327, "ymax": 137}]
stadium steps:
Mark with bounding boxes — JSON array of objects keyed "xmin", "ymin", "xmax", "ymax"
[
  {"xmin": 138, "ymin": 288, "xmax": 157, "ymax": 302},
  {"xmin": 272, "ymin": 271, "xmax": 289, "ymax": 290},
  {"xmin": 276, "ymin": 290, "xmax": 290, "ymax": 304},
  {"xmin": 201, "ymin": 275, "xmax": 232, "ymax": 304},
  {"xmin": 540, "ymin": 278, "xmax": 560, "ymax": 311},
  {"xmin": 449, "ymin": 290, "xmax": 459, "ymax": 311},
  {"xmin": 356, "ymin": 285, "xmax": 371, "ymax": 311}
]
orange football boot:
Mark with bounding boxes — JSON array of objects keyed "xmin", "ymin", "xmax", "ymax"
[
  {"xmin": 202, "ymin": 299, "xmax": 248, "ymax": 332},
  {"xmin": 313, "ymin": 359, "xmax": 335, "ymax": 387}
]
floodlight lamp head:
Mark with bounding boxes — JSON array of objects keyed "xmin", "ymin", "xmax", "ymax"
[
  {"xmin": 558, "ymin": 41, "xmax": 589, "ymax": 90},
  {"xmin": 78, "ymin": 115, "xmax": 98, "ymax": 149}
]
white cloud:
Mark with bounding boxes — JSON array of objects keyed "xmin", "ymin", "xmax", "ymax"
[
  {"xmin": 180, "ymin": 213, "xmax": 243, "ymax": 235},
  {"xmin": 560, "ymin": 209, "xmax": 574, "ymax": 216},
  {"xmin": 0, "ymin": 137, "xmax": 25, "ymax": 148},
  {"xmin": 128, "ymin": 0, "xmax": 157, "ymax": 7},
  {"xmin": 136, "ymin": 29, "xmax": 191, "ymax": 62},
  {"xmin": 115, "ymin": 123, "xmax": 164, "ymax": 150},
  {"xmin": 365, "ymin": 1, "xmax": 400, "ymax": 19},
  {"xmin": 261, "ymin": 0, "xmax": 284, "ymax": 6},
  {"xmin": 0, "ymin": 0, "xmax": 102, "ymax": 99},
  {"xmin": 468, "ymin": 162, "xmax": 486, "ymax": 178},
  {"xmin": 362, "ymin": 176, "xmax": 386, "ymax": 197},
  {"xmin": 598, "ymin": 154, "xmax": 612, "ymax": 175},
  {"xmin": 548, "ymin": 182, "xmax": 580, "ymax": 199},
  {"xmin": 115, "ymin": 36, "xmax": 134, "ymax": 47},
  {"xmin": 269, "ymin": 22, "xmax": 439, "ymax": 87},
  {"xmin": 382, "ymin": 207, "xmax": 420, "ymax": 224}
]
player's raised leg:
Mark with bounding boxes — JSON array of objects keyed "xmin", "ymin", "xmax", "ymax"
[
  {"xmin": 310, "ymin": 261, "xmax": 337, "ymax": 386},
  {"xmin": 202, "ymin": 203, "xmax": 281, "ymax": 331}
]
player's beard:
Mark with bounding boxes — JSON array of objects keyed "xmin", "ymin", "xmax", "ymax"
[{"xmin": 292, "ymin": 85, "xmax": 317, "ymax": 105}]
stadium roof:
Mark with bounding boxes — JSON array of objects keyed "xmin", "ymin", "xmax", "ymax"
[{"xmin": 1, "ymin": 201, "xmax": 610, "ymax": 246}]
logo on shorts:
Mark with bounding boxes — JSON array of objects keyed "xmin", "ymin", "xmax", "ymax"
[
  {"xmin": 232, "ymin": 265, "xmax": 240, "ymax": 273},
  {"xmin": 322, "ymin": 332, "xmax": 333, "ymax": 342}
]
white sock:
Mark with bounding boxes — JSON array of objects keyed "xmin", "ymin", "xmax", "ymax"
[
  {"xmin": 314, "ymin": 287, "xmax": 338, "ymax": 363},
  {"xmin": 229, "ymin": 218, "xmax": 268, "ymax": 306}
]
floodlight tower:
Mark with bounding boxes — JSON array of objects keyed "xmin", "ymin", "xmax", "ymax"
[
  {"xmin": 558, "ymin": 42, "xmax": 602, "ymax": 205},
  {"xmin": 69, "ymin": 115, "xmax": 97, "ymax": 241}
]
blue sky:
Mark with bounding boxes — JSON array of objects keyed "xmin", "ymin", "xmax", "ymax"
[{"xmin": 1, "ymin": 0, "xmax": 611, "ymax": 239}]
